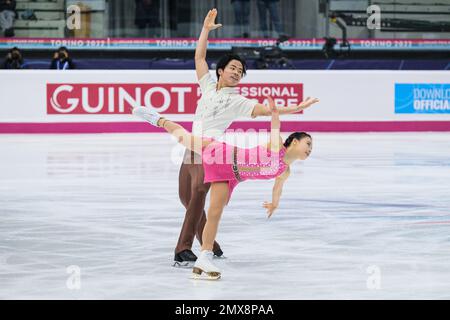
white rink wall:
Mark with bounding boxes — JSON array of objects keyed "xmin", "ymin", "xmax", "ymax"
[{"xmin": 0, "ymin": 70, "xmax": 449, "ymax": 132}]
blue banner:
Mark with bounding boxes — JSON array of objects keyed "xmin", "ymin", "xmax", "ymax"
[{"xmin": 395, "ymin": 84, "xmax": 450, "ymax": 114}]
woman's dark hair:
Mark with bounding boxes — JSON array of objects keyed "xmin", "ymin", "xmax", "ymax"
[
  {"xmin": 215, "ymin": 53, "xmax": 247, "ymax": 80},
  {"xmin": 284, "ymin": 132, "xmax": 312, "ymax": 148}
]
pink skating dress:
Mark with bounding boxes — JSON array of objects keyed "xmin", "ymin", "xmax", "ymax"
[{"xmin": 202, "ymin": 140, "xmax": 288, "ymax": 204}]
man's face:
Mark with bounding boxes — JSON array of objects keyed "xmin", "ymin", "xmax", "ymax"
[
  {"xmin": 59, "ymin": 50, "xmax": 68, "ymax": 59},
  {"xmin": 11, "ymin": 50, "xmax": 20, "ymax": 59},
  {"xmin": 219, "ymin": 59, "xmax": 244, "ymax": 87}
]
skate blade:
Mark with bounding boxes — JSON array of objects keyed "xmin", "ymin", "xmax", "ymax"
[
  {"xmin": 191, "ymin": 267, "xmax": 221, "ymax": 280},
  {"xmin": 172, "ymin": 261, "xmax": 195, "ymax": 269}
]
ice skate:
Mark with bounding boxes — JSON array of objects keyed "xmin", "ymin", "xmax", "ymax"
[
  {"xmin": 132, "ymin": 106, "xmax": 162, "ymax": 127},
  {"xmin": 191, "ymin": 250, "xmax": 221, "ymax": 280},
  {"xmin": 213, "ymin": 248, "xmax": 226, "ymax": 260},
  {"xmin": 172, "ymin": 249, "xmax": 197, "ymax": 268}
]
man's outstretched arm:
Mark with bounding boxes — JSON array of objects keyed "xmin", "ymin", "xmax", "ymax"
[
  {"xmin": 251, "ymin": 97, "xmax": 320, "ymax": 117},
  {"xmin": 195, "ymin": 8, "xmax": 222, "ymax": 81}
]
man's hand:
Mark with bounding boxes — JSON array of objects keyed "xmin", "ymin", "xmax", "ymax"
[
  {"xmin": 203, "ymin": 8, "xmax": 222, "ymax": 31},
  {"xmin": 296, "ymin": 97, "xmax": 320, "ymax": 112},
  {"xmin": 263, "ymin": 201, "xmax": 277, "ymax": 218}
]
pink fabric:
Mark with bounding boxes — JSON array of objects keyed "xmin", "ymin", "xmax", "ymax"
[
  {"xmin": 235, "ymin": 144, "xmax": 288, "ymax": 181},
  {"xmin": 2, "ymin": 121, "xmax": 450, "ymax": 134},
  {"xmin": 202, "ymin": 140, "xmax": 288, "ymax": 203}
]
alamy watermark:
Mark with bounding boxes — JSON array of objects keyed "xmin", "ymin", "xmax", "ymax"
[
  {"xmin": 66, "ymin": 265, "xmax": 81, "ymax": 290},
  {"xmin": 367, "ymin": 5, "xmax": 381, "ymax": 30},
  {"xmin": 66, "ymin": 5, "xmax": 81, "ymax": 30},
  {"xmin": 366, "ymin": 265, "xmax": 381, "ymax": 290}
]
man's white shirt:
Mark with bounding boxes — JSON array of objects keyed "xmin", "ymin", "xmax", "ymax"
[{"xmin": 192, "ymin": 73, "xmax": 257, "ymax": 139}]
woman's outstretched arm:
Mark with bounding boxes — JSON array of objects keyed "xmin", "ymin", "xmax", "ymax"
[
  {"xmin": 266, "ymin": 95, "xmax": 283, "ymax": 152},
  {"xmin": 263, "ymin": 168, "xmax": 290, "ymax": 218}
]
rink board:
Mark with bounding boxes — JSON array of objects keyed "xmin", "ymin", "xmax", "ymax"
[{"xmin": 0, "ymin": 70, "xmax": 449, "ymax": 133}]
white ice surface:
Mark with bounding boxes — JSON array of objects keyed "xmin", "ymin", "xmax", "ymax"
[{"xmin": 1, "ymin": 133, "xmax": 450, "ymax": 299}]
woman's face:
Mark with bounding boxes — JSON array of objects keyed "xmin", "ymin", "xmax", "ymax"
[{"xmin": 291, "ymin": 137, "xmax": 312, "ymax": 160}]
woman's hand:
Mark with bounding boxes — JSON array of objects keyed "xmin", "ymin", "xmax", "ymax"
[
  {"xmin": 263, "ymin": 201, "xmax": 277, "ymax": 218},
  {"xmin": 203, "ymin": 8, "xmax": 222, "ymax": 31},
  {"xmin": 266, "ymin": 95, "xmax": 279, "ymax": 114},
  {"xmin": 297, "ymin": 97, "xmax": 319, "ymax": 111}
]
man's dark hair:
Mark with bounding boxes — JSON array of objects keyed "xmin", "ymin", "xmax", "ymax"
[
  {"xmin": 215, "ymin": 54, "xmax": 247, "ymax": 80},
  {"xmin": 57, "ymin": 46, "xmax": 69, "ymax": 55},
  {"xmin": 10, "ymin": 47, "xmax": 20, "ymax": 54}
]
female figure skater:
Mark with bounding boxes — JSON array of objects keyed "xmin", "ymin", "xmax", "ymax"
[{"xmin": 133, "ymin": 95, "xmax": 318, "ymax": 279}]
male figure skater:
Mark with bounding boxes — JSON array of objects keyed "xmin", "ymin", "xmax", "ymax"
[{"xmin": 174, "ymin": 8, "xmax": 307, "ymax": 266}]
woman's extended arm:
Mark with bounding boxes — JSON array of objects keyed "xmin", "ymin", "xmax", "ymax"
[
  {"xmin": 266, "ymin": 95, "xmax": 282, "ymax": 152},
  {"xmin": 263, "ymin": 168, "xmax": 290, "ymax": 218}
]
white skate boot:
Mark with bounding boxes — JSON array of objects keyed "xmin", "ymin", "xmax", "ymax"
[
  {"xmin": 192, "ymin": 250, "xmax": 221, "ymax": 280},
  {"xmin": 132, "ymin": 106, "xmax": 162, "ymax": 127}
]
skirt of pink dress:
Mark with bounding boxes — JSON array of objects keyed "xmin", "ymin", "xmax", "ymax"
[{"xmin": 201, "ymin": 140, "xmax": 239, "ymax": 204}]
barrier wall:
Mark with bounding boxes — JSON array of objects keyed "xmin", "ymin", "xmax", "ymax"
[
  {"xmin": 2, "ymin": 38, "xmax": 450, "ymax": 51},
  {"xmin": 0, "ymin": 70, "xmax": 449, "ymax": 133}
]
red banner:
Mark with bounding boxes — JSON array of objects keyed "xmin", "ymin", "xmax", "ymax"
[{"xmin": 47, "ymin": 83, "xmax": 303, "ymax": 114}]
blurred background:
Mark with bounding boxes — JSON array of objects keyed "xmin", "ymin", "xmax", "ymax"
[
  {"xmin": 2, "ymin": 0, "xmax": 449, "ymax": 39},
  {"xmin": 0, "ymin": 0, "xmax": 449, "ymax": 69},
  {"xmin": 1, "ymin": 1, "xmax": 450, "ymax": 300}
]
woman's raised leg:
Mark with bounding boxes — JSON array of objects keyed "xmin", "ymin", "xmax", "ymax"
[{"xmin": 133, "ymin": 106, "xmax": 212, "ymax": 154}]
